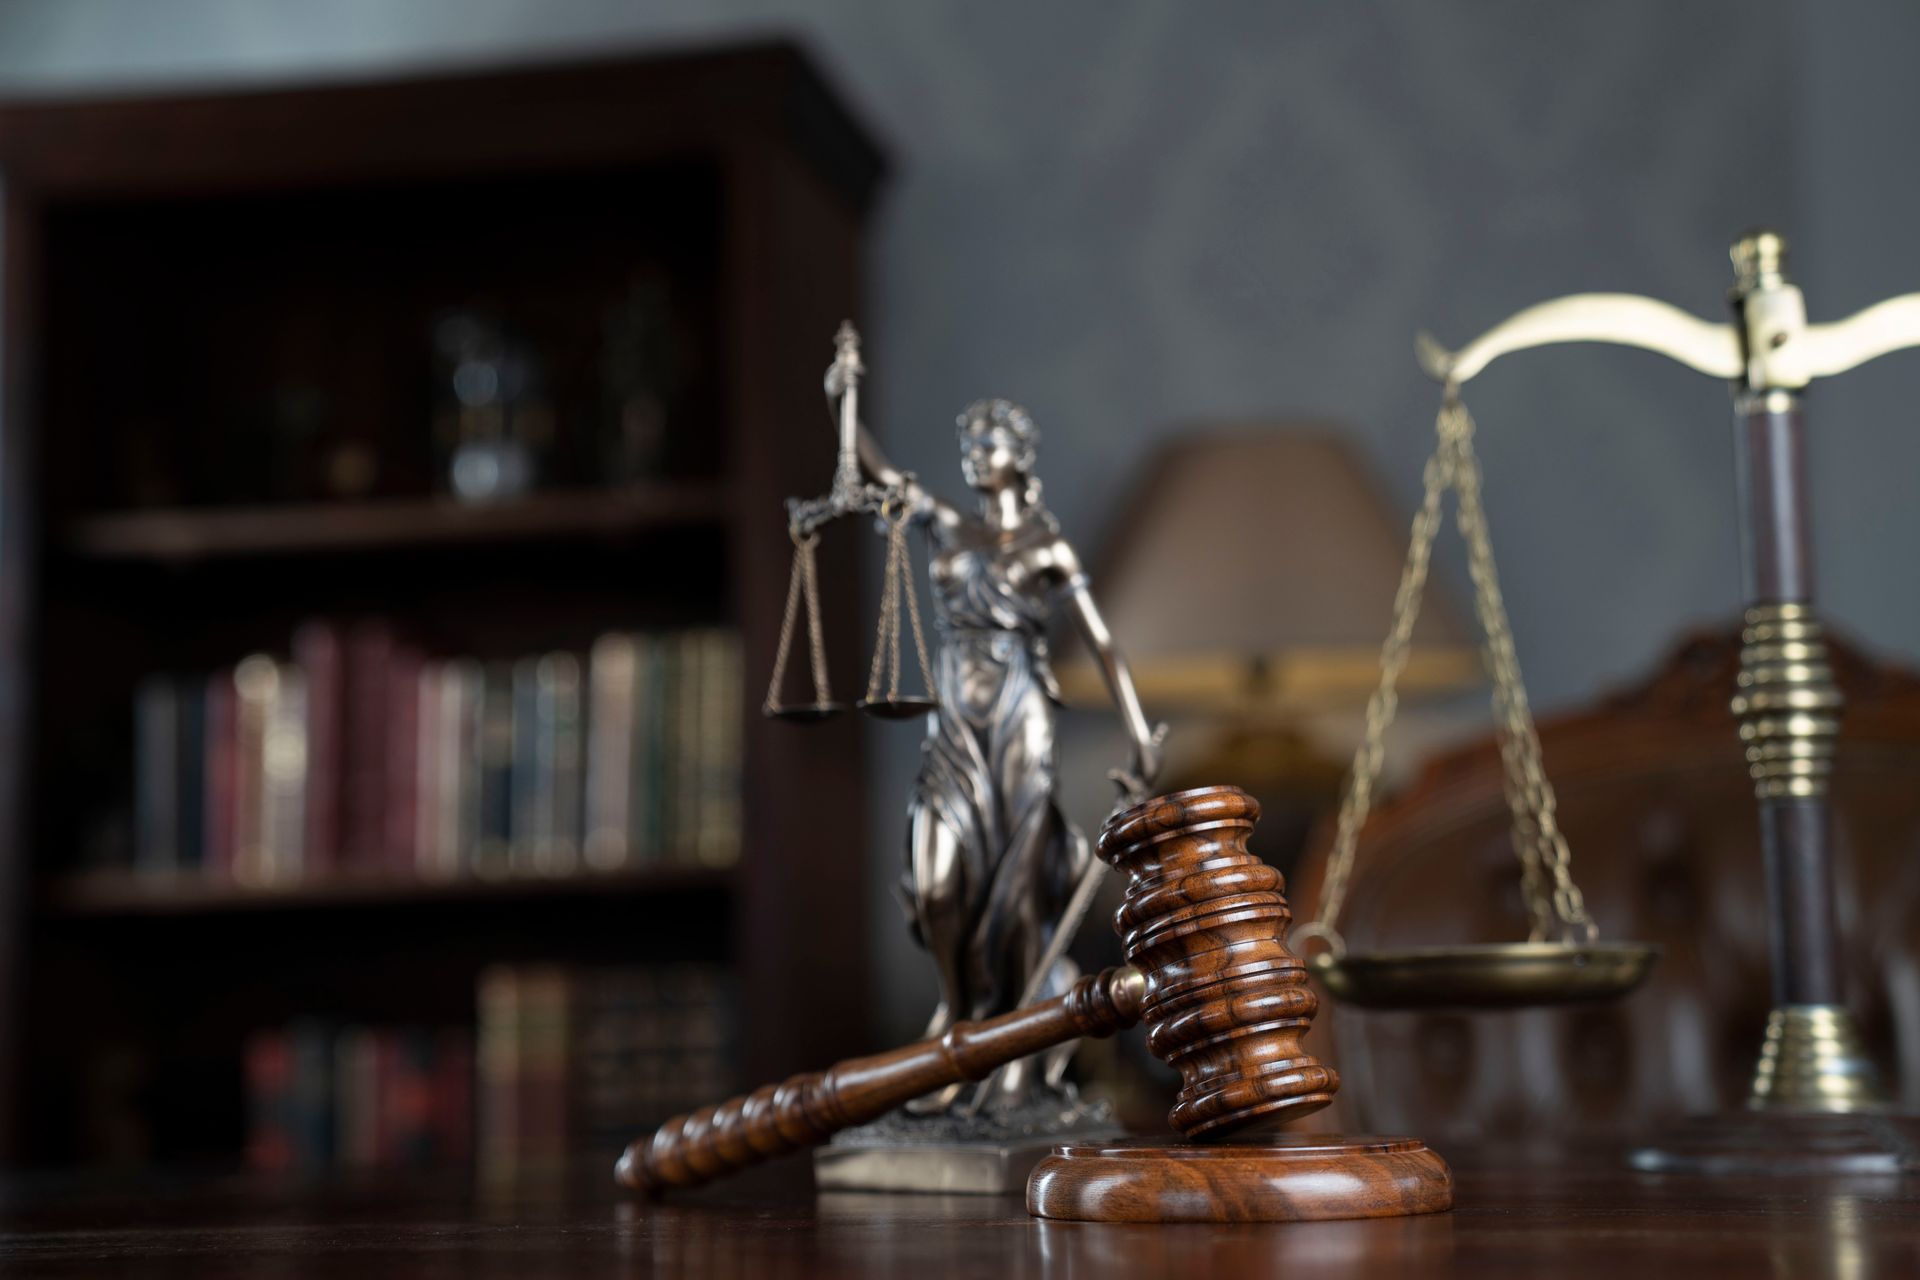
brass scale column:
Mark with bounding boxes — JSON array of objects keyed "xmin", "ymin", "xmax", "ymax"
[{"xmin": 1420, "ymin": 231, "xmax": 1920, "ymax": 1166}]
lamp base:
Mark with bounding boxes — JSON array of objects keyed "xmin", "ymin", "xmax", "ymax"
[{"xmin": 1026, "ymin": 1135, "xmax": 1454, "ymax": 1223}]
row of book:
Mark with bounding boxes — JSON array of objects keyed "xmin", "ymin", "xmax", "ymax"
[
  {"xmin": 246, "ymin": 1022, "xmax": 475, "ymax": 1172},
  {"xmin": 242, "ymin": 963, "xmax": 737, "ymax": 1172},
  {"xmin": 479, "ymin": 962, "xmax": 737, "ymax": 1168},
  {"xmin": 130, "ymin": 624, "xmax": 743, "ymax": 885}
]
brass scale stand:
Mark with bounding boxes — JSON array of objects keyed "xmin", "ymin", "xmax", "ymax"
[{"xmin": 1301, "ymin": 229, "xmax": 1917, "ymax": 1174}]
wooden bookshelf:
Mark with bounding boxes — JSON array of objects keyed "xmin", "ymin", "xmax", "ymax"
[
  {"xmin": 65, "ymin": 483, "xmax": 733, "ymax": 562},
  {"xmin": 0, "ymin": 43, "xmax": 884, "ymax": 1168}
]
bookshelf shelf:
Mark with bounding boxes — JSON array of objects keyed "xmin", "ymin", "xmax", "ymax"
[
  {"xmin": 64, "ymin": 482, "xmax": 733, "ymax": 563},
  {"xmin": 40, "ymin": 864, "xmax": 732, "ymax": 918}
]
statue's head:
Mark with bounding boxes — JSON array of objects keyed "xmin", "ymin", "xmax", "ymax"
[{"xmin": 957, "ymin": 399, "xmax": 1039, "ymax": 496}]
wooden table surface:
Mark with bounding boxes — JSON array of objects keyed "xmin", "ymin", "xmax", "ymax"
[{"xmin": 1, "ymin": 1146, "xmax": 1916, "ymax": 1278}]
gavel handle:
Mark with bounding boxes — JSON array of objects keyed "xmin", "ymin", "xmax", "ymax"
[{"xmin": 616, "ymin": 964, "xmax": 1146, "ymax": 1192}]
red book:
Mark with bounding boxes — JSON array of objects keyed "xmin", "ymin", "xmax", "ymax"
[
  {"xmin": 432, "ymin": 1028, "xmax": 474, "ymax": 1164},
  {"xmin": 390, "ymin": 1030, "xmax": 436, "ymax": 1165},
  {"xmin": 370, "ymin": 1030, "xmax": 397, "ymax": 1168},
  {"xmin": 413, "ymin": 665, "xmax": 439, "ymax": 877},
  {"xmin": 385, "ymin": 645, "xmax": 424, "ymax": 874},
  {"xmin": 293, "ymin": 620, "xmax": 346, "ymax": 875},
  {"xmin": 345, "ymin": 621, "xmax": 395, "ymax": 866},
  {"xmin": 244, "ymin": 1029, "xmax": 294, "ymax": 1172},
  {"xmin": 203, "ymin": 672, "xmax": 238, "ymax": 880}
]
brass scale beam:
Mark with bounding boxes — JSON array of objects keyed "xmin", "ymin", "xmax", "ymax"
[{"xmin": 1420, "ymin": 231, "xmax": 1918, "ymax": 1113}]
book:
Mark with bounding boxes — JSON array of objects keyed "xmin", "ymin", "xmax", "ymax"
[
  {"xmin": 476, "ymin": 964, "xmax": 522, "ymax": 1171},
  {"xmin": 665, "ymin": 631, "xmax": 703, "ymax": 862},
  {"xmin": 430, "ymin": 660, "xmax": 483, "ymax": 877},
  {"xmin": 633, "ymin": 634, "xmax": 666, "ymax": 861},
  {"xmin": 231, "ymin": 656, "xmax": 275, "ymax": 885},
  {"xmin": 204, "ymin": 672, "xmax": 238, "ymax": 878},
  {"xmin": 345, "ymin": 621, "xmax": 396, "ymax": 867},
  {"xmin": 475, "ymin": 662, "xmax": 515, "ymax": 876},
  {"xmin": 696, "ymin": 630, "xmax": 743, "ymax": 869},
  {"xmin": 176, "ymin": 681, "xmax": 208, "ymax": 872},
  {"xmin": 293, "ymin": 620, "xmax": 346, "ymax": 874},
  {"xmin": 509, "ymin": 657, "xmax": 544, "ymax": 873},
  {"xmin": 260, "ymin": 661, "xmax": 309, "ymax": 883},
  {"xmin": 334, "ymin": 1026, "xmax": 380, "ymax": 1168},
  {"xmin": 244, "ymin": 1028, "xmax": 294, "ymax": 1172},
  {"xmin": 584, "ymin": 634, "xmax": 637, "ymax": 870},
  {"xmin": 541, "ymin": 652, "xmax": 584, "ymax": 875},
  {"xmin": 432, "ymin": 1029, "xmax": 475, "ymax": 1165},
  {"xmin": 386, "ymin": 643, "xmax": 424, "ymax": 872},
  {"xmin": 414, "ymin": 662, "xmax": 441, "ymax": 876},
  {"xmin": 133, "ymin": 676, "xmax": 180, "ymax": 875},
  {"xmin": 288, "ymin": 1018, "xmax": 335, "ymax": 1170}
]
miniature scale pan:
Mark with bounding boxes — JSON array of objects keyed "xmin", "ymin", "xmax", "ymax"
[
  {"xmin": 855, "ymin": 696, "xmax": 939, "ymax": 719},
  {"xmin": 1308, "ymin": 941, "xmax": 1660, "ymax": 1011},
  {"xmin": 764, "ymin": 701, "xmax": 848, "ymax": 722}
]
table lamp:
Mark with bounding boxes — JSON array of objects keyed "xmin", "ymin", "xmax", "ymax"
[{"xmin": 1057, "ymin": 430, "xmax": 1480, "ymax": 850}]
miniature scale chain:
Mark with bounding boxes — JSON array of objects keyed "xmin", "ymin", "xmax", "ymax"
[
  {"xmin": 765, "ymin": 529, "xmax": 834, "ymax": 712},
  {"xmin": 1301, "ymin": 394, "xmax": 1596, "ymax": 956},
  {"xmin": 1449, "ymin": 398, "xmax": 1595, "ymax": 944}
]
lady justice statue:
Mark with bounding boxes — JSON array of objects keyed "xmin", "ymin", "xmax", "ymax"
[{"xmin": 829, "ymin": 329, "xmax": 1164, "ymax": 1134}]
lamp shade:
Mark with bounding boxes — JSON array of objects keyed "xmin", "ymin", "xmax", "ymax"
[{"xmin": 1056, "ymin": 429, "xmax": 1478, "ymax": 714}]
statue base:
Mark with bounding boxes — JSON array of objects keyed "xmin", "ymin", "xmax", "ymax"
[{"xmin": 813, "ymin": 1090, "xmax": 1119, "ymax": 1195}]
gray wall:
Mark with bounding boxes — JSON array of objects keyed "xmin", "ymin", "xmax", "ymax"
[{"xmin": 2, "ymin": 0, "xmax": 1914, "ymax": 1041}]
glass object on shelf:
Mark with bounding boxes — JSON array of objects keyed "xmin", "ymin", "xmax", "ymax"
[
  {"xmin": 432, "ymin": 310, "xmax": 552, "ymax": 504},
  {"xmin": 599, "ymin": 276, "xmax": 674, "ymax": 485}
]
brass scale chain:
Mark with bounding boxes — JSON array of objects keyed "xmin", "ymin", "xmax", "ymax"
[{"xmin": 1295, "ymin": 393, "xmax": 1598, "ymax": 957}]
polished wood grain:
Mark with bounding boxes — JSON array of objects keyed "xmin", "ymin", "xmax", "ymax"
[
  {"xmin": 1103, "ymin": 785, "xmax": 1335, "ymax": 1137},
  {"xmin": 618, "ymin": 966, "xmax": 1146, "ymax": 1192},
  {"xmin": 624, "ymin": 786, "xmax": 1382, "ymax": 1217},
  {"xmin": 1, "ymin": 1149, "xmax": 1916, "ymax": 1278},
  {"xmin": 1028, "ymin": 1134, "xmax": 1452, "ymax": 1223}
]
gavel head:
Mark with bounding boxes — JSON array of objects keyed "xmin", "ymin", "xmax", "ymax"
[{"xmin": 1100, "ymin": 785, "xmax": 1337, "ymax": 1139}]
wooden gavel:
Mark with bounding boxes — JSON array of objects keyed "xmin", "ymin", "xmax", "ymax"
[{"xmin": 618, "ymin": 785, "xmax": 1338, "ymax": 1193}]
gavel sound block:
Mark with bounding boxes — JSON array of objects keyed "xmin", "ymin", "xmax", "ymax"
[{"xmin": 618, "ymin": 785, "xmax": 1452, "ymax": 1223}]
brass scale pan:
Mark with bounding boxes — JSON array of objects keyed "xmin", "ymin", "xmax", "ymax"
[{"xmin": 1308, "ymin": 941, "xmax": 1659, "ymax": 1011}]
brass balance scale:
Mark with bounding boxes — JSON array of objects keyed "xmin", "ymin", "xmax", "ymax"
[
  {"xmin": 763, "ymin": 322, "xmax": 939, "ymax": 723},
  {"xmin": 1297, "ymin": 231, "xmax": 1920, "ymax": 1169}
]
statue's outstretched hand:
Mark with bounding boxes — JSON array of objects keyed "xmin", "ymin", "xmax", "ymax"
[{"xmin": 1107, "ymin": 723, "xmax": 1169, "ymax": 803}]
